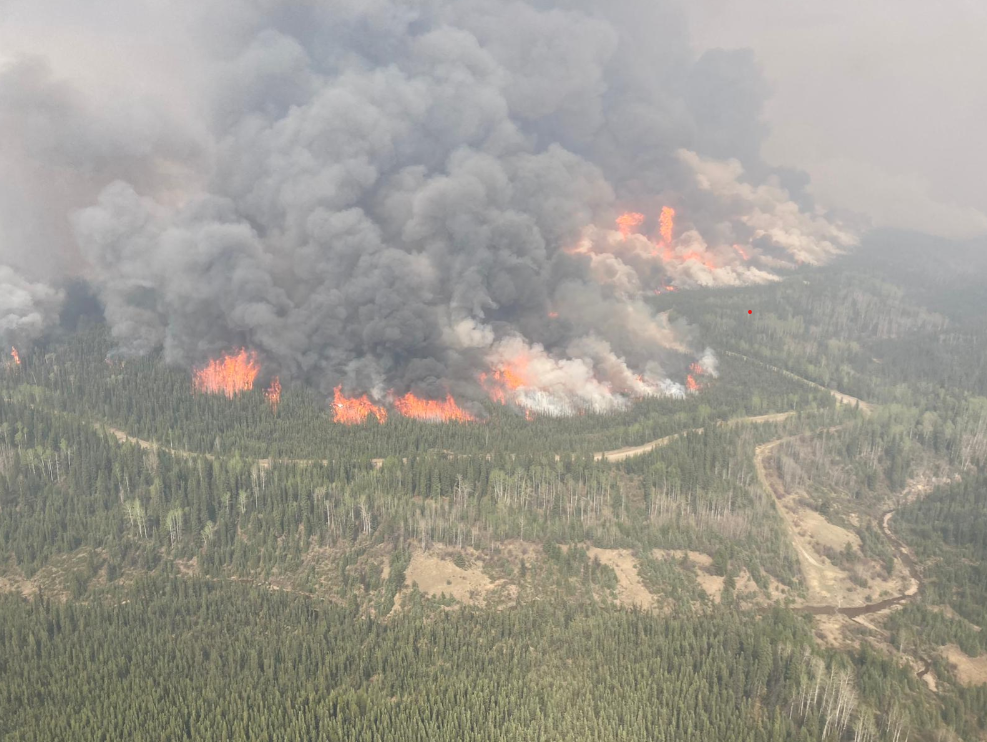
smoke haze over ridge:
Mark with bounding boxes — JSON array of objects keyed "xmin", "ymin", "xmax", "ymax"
[{"xmin": 0, "ymin": 0, "xmax": 857, "ymax": 416}]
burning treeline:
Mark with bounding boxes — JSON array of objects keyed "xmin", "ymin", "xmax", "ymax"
[
  {"xmin": 193, "ymin": 339, "xmax": 716, "ymax": 424},
  {"xmin": 182, "ymin": 201, "xmax": 747, "ymax": 423},
  {"xmin": 191, "ymin": 350, "xmax": 480, "ymax": 423},
  {"xmin": 0, "ymin": 0, "xmax": 857, "ymax": 423}
]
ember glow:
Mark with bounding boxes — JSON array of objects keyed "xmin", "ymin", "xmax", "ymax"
[
  {"xmin": 392, "ymin": 392, "xmax": 474, "ymax": 423},
  {"xmin": 732, "ymin": 243, "xmax": 750, "ymax": 260},
  {"xmin": 659, "ymin": 206, "xmax": 675, "ymax": 245},
  {"xmin": 479, "ymin": 357, "xmax": 531, "ymax": 406},
  {"xmin": 265, "ymin": 377, "xmax": 282, "ymax": 412},
  {"xmin": 333, "ymin": 385, "xmax": 388, "ymax": 425},
  {"xmin": 10, "ymin": 347, "xmax": 20, "ymax": 366},
  {"xmin": 686, "ymin": 357, "xmax": 714, "ymax": 392},
  {"xmin": 616, "ymin": 212, "xmax": 645, "ymax": 239},
  {"xmin": 193, "ymin": 349, "xmax": 259, "ymax": 398},
  {"xmin": 680, "ymin": 250, "xmax": 718, "ymax": 271}
]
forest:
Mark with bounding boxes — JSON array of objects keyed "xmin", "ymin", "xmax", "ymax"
[{"xmin": 2, "ymin": 235, "xmax": 987, "ymax": 741}]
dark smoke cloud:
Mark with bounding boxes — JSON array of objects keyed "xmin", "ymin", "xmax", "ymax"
[{"xmin": 2, "ymin": 0, "xmax": 855, "ymax": 414}]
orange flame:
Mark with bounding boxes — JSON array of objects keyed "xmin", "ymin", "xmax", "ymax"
[
  {"xmin": 547, "ymin": 311, "xmax": 559, "ymax": 319},
  {"xmin": 10, "ymin": 347, "xmax": 20, "ymax": 366},
  {"xmin": 333, "ymin": 385, "xmax": 388, "ymax": 425},
  {"xmin": 732, "ymin": 243, "xmax": 750, "ymax": 260},
  {"xmin": 686, "ymin": 375, "xmax": 699, "ymax": 392},
  {"xmin": 616, "ymin": 212, "xmax": 645, "ymax": 239},
  {"xmin": 689, "ymin": 362, "xmax": 705, "ymax": 376},
  {"xmin": 265, "ymin": 377, "xmax": 282, "ymax": 413},
  {"xmin": 193, "ymin": 349, "xmax": 260, "ymax": 398},
  {"xmin": 392, "ymin": 392, "xmax": 474, "ymax": 423},
  {"xmin": 680, "ymin": 250, "xmax": 718, "ymax": 271},
  {"xmin": 479, "ymin": 356, "xmax": 531, "ymax": 405},
  {"xmin": 659, "ymin": 206, "xmax": 675, "ymax": 245}
]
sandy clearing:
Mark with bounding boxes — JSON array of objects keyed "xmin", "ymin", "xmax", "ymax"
[
  {"xmin": 587, "ymin": 547, "xmax": 654, "ymax": 609},
  {"xmin": 943, "ymin": 645, "xmax": 987, "ymax": 686},
  {"xmin": 756, "ymin": 435, "xmax": 908, "ymax": 608},
  {"xmin": 404, "ymin": 551, "xmax": 502, "ymax": 606}
]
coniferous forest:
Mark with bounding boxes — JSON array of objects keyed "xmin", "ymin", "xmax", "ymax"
[{"xmin": 2, "ymin": 236, "xmax": 987, "ymax": 740}]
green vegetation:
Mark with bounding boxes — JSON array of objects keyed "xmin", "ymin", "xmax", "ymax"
[
  {"xmin": 6, "ymin": 324, "xmax": 827, "ymax": 459},
  {"xmin": 3, "ymin": 234, "xmax": 987, "ymax": 740},
  {"xmin": 0, "ymin": 576, "xmax": 962, "ymax": 742}
]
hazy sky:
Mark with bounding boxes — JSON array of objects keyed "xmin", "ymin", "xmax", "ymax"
[
  {"xmin": 689, "ymin": 0, "xmax": 987, "ymax": 239},
  {"xmin": 2, "ymin": 0, "xmax": 985, "ymax": 241}
]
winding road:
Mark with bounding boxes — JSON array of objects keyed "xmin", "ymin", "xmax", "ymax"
[{"xmin": 94, "ymin": 361, "xmax": 925, "ymax": 625}]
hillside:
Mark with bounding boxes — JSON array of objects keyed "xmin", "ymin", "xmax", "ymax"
[{"xmin": 2, "ymin": 235, "xmax": 987, "ymax": 740}]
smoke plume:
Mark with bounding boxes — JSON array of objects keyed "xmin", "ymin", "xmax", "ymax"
[
  {"xmin": 0, "ymin": 0, "xmax": 857, "ymax": 416},
  {"xmin": 0, "ymin": 265, "xmax": 63, "ymax": 346}
]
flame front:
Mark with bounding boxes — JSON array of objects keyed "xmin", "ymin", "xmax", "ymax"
[
  {"xmin": 392, "ymin": 392, "xmax": 474, "ymax": 423},
  {"xmin": 480, "ymin": 356, "xmax": 531, "ymax": 406},
  {"xmin": 616, "ymin": 212, "xmax": 645, "ymax": 239},
  {"xmin": 686, "ymin": 361, "xmax": 708, "ymax": 392},
  {"xmin": 265, "ymin": 376, "xmax": 282, "ymax": 412},
  {"xmin": 193, "ymin": 349, "xmax": 260, "ymax": 398},
  {"xmin": 659, "ymin": 206, "xmax": 675, "ymax": 245},
  {"xmin": 10, "ymin": 347, "xmax": 20, "ymax": 366},
  {"xmin": 333, "ymin": 385, "xmax": 388, "ymax": 425}
]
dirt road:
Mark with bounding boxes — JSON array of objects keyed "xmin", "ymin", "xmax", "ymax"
[
  {"xmin": 722, "ymin": 350, "xmax": 875, "ymax": 415},
  {"xmin": 595, "ymin": 411, "xmax": 795, "ymax": 462}
]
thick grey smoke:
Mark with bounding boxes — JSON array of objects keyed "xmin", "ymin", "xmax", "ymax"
[
  {"xmin": 2, "ymin": 0, "xmax": 856, "ymax": 415},
  {"xmin": 0, "ymin": 265, "xmax": 63, "ymax": 346}
]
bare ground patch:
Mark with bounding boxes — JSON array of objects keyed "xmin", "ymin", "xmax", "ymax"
[
  {"xmin": 587, "ymin": 547, "xmax": 653, "ymax": 609},
  {"xmin": 943, "ymin": 645, "xmax": 987, "ymax": 686},
  {"xmin": 405, "ymin": 550, "xmax": 506, "ymax": 607},
  {"xmin": 757, "ymin": 439, "xmax": 909, "ymax": 608},
  {"xmin": 0, "ymin": 572, "xmax": 38, "ymax": 598}
]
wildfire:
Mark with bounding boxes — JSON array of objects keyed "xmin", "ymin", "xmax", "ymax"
[
  {"xmin": 732, "ymin": 243, "xmax": 750, "ymax": 260},
  {"xmin": 193, "ymin": 349, "xmax": 260, "ymax": 398},
  {"xmin": 616, "ymin": 211, "xmax": 645, "ymax": 239},
  {"xmin": 392, "ymin": 392, "xmax": 474, "ymax": 423},
  {"xmin": 680, "ymin": 250, "xmax": 718, "ymax": 271},
  {"xmin": 333, "ymin": 385, "xmax": 388, "ymax": 425},
  {"xmin": 10, "ymin": 347, "xmax": 20, "ymax": 366},
  {"xmin": 265, "ymin": 377, "xmax": 282, "ymax": 412},
  {"xmin": 479, "ymin": 356, "xmax": 531, "ymax": 405},
  {"xmin": 659, "ymin": 206, "xmax": 675, "ymax": 245},
  {"xmin": 687, "ymin": 361, "xmax": 710, "ymax": 392}
]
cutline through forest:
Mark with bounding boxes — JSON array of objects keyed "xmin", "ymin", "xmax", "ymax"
[{"xmin": 20, "ymin": 352, "xmax": 921, "ymax": 624}]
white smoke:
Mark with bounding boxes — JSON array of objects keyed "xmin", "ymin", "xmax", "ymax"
[
  {"xmin": 482, "ymin": 334, "xmax": 690, "ymax": 417},
  {"xmin": 0, "ymin": 0, "xmax": 859, "ymax": 415},
  {"xmin": 695, "ymin": 347, "xmax": 719, "ymax": 377},
  {"xmin": 0, "ymin": 264, "xmax": 63, "ymax": 344}
]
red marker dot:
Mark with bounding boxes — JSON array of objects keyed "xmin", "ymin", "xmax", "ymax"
[{"xmin": 748, "ymin": 310, "xmax": 753, "ymax": 314}]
